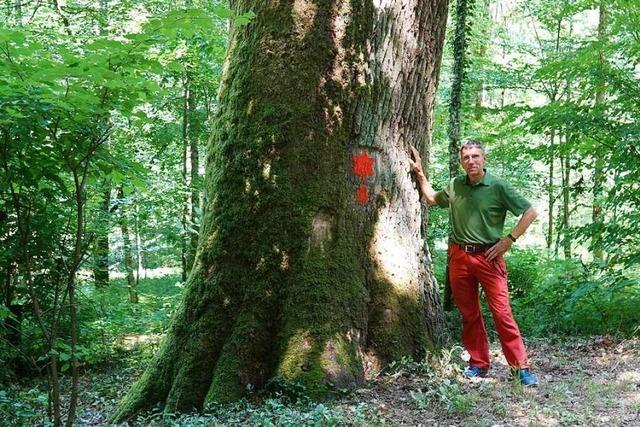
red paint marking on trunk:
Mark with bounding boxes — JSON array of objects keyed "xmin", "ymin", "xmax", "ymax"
[
  {"xmin": 352, "ymin": 149, "xmax": 375, "ymax": 179},
  {"xmin": 356, "ymin": 184, "xmax": 369, "ymax": 205}
]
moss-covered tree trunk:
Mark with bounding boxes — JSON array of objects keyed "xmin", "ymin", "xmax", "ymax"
[
  {"xmin": 444, "ymin": 0, "xmax": 473, "ymax": 312},
  {"xmin": 114, "ymin": 0, "xmax": 448, "ymax": 420}
]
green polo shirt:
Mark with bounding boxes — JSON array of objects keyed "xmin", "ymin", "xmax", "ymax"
[{"xmin": 434, "ymin": 171, "xmax": 531, "ymax": 244}]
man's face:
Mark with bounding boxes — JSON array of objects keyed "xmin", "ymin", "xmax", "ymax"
[{"xmin": 460, "ymin": 146, "xmax": 486, "ymax": 176}]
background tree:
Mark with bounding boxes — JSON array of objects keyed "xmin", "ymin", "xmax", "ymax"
[{"xmin": 443, "ymin": 0, "xmax": 475, "ymax": 311}]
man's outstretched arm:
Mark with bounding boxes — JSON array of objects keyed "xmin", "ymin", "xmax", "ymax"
[{"xmin": 409, "ymin": 146, "xmax": 439, "ymax": 206}]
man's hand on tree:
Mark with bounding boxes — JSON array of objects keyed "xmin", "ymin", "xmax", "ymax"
[
  {"xmin": 485, "ymin": 238, "xmax": 513, "ymax": 261},
  {"xmin": 409, "ymin": 146, "xmax": 425, "ymax": 177}
]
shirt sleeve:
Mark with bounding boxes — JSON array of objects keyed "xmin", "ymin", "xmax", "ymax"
[{"xmin": 499, "ymin": 180, "xmax": 531, "ymax": 216}]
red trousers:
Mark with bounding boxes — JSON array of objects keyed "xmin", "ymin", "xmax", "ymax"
[{"xmin": 449, "ymin": 244, "xmax": 528, "ymax": 369}]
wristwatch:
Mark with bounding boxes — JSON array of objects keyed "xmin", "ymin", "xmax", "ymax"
[{"xmin": 506, "ymin": 233, "xmax": 517, "ymax": 242}]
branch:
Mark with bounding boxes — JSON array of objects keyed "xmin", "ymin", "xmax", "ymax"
[{"xmin": 51, "ymin": 0, "xmax": 72, "ymax": 36}]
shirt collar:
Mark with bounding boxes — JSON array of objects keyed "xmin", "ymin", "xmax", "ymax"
[{"xmin": 464, "ymin": 169, "xmax": 492, "ymax": 186}]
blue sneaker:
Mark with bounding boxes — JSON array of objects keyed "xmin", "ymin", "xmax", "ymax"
[
  {"xmin": 463, "ymin": 366, "xmax": 488, "ymax": 379},
  {"xmin": 517, "ymin": 368, "xmax": 539, "ymax": 386}
]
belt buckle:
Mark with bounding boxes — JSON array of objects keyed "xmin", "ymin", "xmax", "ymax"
[{"xmin": 463, "ymin": 244, "xmax": 476, "ymax": 253}]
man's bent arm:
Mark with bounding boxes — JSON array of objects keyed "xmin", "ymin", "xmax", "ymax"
[
  {"xmin": 486, "ymin": 207, "xmax": 538, "ymax": 261},
  {"xmin": 510, "ymin": 207, "xmax": 538, "ymax": 239}
]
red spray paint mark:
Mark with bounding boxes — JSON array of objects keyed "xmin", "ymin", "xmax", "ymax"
[
  {"xmin": 356, "ymin": 184, "xmax": 369, "ymax": 205},
  {"xmin": 352, "ymin": 149, "xmax": 375, "ymax": 179},
  {"xmin": 352, "ymin": 149, "xmax": 374, "ymax": 205}
]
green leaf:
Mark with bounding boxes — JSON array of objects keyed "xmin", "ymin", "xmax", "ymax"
[
  {"xmin": 233, "ymin": 10, "xmax": 256, "ymax": 27},
  {"xmin": 212, "ymin": 6, "xmax": 232, "ymax": 20}
]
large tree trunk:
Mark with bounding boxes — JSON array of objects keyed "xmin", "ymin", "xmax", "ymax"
[{"xmin": 114, "ymin": 0, "xmax": 448, "ymax": 420}]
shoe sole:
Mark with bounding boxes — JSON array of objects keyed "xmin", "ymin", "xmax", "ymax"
[{"xmin": 463, "ymin": 371, "xmax": 488, "ymax": 379}]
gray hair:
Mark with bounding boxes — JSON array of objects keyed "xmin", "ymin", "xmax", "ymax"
[{"xmin": 459, "ymin": 139, "xmax": 485, "ymax": 154}]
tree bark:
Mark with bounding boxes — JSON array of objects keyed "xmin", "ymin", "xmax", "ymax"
[
  {"xmin": 592, "ymin": 3, "xmax": 607, "ymax": 260},
  {"xmin": 561, "ymin": 141, "xmax": 571, "ymax": 259},
  {"xmin": 181, "ymin": 73, "xmax": 191, "ymax": 283},
  {"xmin": 93, "ymin": 187, "xmax": 110, "ymax": 287},
  {"xmin": 134, "ymin": 197, "xmax": 144, "ymax": 284},
  {"xmin": 188, "ymin": 82, "xmax": 200, "ymax": 270},
  {"xmin": 444, "ymin": 0, "xmax": 473, "ymax": 312},
  {"xmin": 115, "ymin": 0, "xmax": 448, "ymax": 420},
  {"xmin": 181, "ymin": 69, "xmax": 202, "ymax": 279},
  {"xmin": 117, "ymin": 187, "xmax": 138, "ymax": 304},
  {"xmin": 546, "ymin": 128, "xmax": 555, "ymax": 249},
  {"xmin": 93, "ymin": 0, "xmax": 111, "ymax": 288}
]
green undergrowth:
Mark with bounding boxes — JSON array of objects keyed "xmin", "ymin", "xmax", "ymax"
[
  {"xmin": 132, "ymin": 398, "xmax": 389, "ymax": 427},
  {"xmin": 0, "ymin": 275, "xmax": 183, "ymax": 424},
  {"xmin": 0, "ymin": 345, "xmax": 151, "ymax": 426},
  {"xmin": 73, "ymin": 274, "xmax": 183, "ymax": 363},
  {"xmin": 385, "ymin": 347, "xmax": 476, "ymax": 417},
  {"xmin": 87, "ymin": 274, "xmax": 184, "ymax": 336}
]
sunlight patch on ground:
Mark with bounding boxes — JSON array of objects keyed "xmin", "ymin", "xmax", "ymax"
[
  {"xmin": 122, "ymin": 334, "xmax": 161, "ymax": 349},
  {"xmin": 109, "ymin": 267, "xmax": 181, "ymax": 280},
  {"xmin": 617, "ymin": 370, "xmax": 640, "ymax": 383}
]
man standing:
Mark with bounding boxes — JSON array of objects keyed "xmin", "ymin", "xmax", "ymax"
[{"xmin": 409, "ymin": 140, "xmax": 539, "ymax": 386}]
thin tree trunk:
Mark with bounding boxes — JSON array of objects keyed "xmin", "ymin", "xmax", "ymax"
[
  {"xmin": 114, "ymin": 0, "xmax": 449, "ymax": 420},
  {"xmin": 93, "ymin": 1, "xmax": 112, "ymax": 287},
  {"xmin": 4, "ymin": 147, "xmax": 63, "ymax": 426},
  {"xmin": 118, "ymin": 187, "xmax": 138, "ymax": 303},
  {"xmin": 546, "ymin": 129, "xmax": 555, "ymax": 249},
  {"xmin": 65, "ymin": 164, "xmax": 89, "ymax": 427},
  {"xmin": 181, "ymin": 73, "xmax": 190, "ymax": 282},
  {"xmin": 561, "ymin": 143, "xmax": 571, "ymax": 259},
  {"xmin": 93, "ymin": 187, "xmax": 110, "ymax": 287},
  {"xmin": 473, "ymin": 0, "xmax": 489, "ymax": 120},
  {"xmin": 134, "ymin": 198, "xmax": 143, "ymax": 285},
  {"xmin": 188, "ymin": 83, "xmax": 200, "ymax": 269},
  {"xmin": 185, "ymin": 0, "xmax": 199, "ymax": 272},
  {"xmin": 49, "ymin": 355, "xmax": 62, "ymax": 427},
  {"xmin": 545, "ymin": 17, "xmax": 562, "ymax": 250},
  {"xmin": 592, "ymin": 3, "xmax": 607, "ymax": 260}
]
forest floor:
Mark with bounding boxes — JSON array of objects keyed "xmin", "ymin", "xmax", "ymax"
[
  {"xmin": 56, "ymin": 335, "xmax": 638, "ymax": 426},
  {"xmin": 3, "ymin": 272, "xmax": 637, "ymax": 427},
  {"xmin": 353, "ymin": 336, "xmax": 640, "ymax": 426}
]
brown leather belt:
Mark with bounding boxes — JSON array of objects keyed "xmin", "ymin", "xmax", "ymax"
[{"xmin": 453, "ymin": 242, "xmax": 495, "ymax": 253}]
